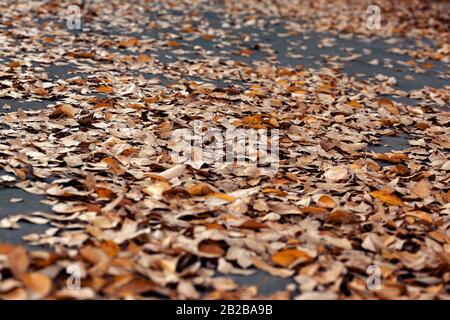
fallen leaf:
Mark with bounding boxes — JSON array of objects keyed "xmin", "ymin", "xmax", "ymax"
[
  {"xmin": 7, "ymin": 246, "xmax": 29, "ymax": 278},
  {"xmin": 323, "ymin": 166, "xmax": 349, "ymax": 182},
  {"xmin": 271, "ymin": 249, "xmax": 312, "ymax": 267},
  {"xmin": 370, "ymin": 190, "xmax": 404, "ymax": 206},
  {"xmin": 411, "ymin": 179, "xmax": 431, "ymax": 199},
  {"xmin": 22, "ymin": 272, "xmax": 52, "ymax": 299}
]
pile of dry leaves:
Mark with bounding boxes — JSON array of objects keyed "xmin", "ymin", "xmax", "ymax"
[{"xmin": 0, "ymin": 0, "xmax": 449, "ymax": 299}]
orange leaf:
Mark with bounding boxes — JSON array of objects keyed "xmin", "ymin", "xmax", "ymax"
[
  {"xmin": 100, "ymin": 240, "xmax": 121, "ymax": 257},
  {"xmin": 317, "ymin": 195, "xmax": 337, "ymax": 208},
  {"xmin": 373, "ymin": 153, "xmax": 408, "ymax": 163},
  {"xmin": 370, "ymin": 190, "xmax": 404, "ymax": 206},
  {"xmin": 101, "ymin": 157, "xmax": 125, "ymax": 176},
  {"xmin": 22, "ymin": 272, "xmax": 52, "ymax": 298},
  {"xmin": 136, "ymin": 54, "xmax": 153, "ymax": 63},
  {"xmin": 166, "ymin": 40, "xmax": 182, "ymax": 47},
  {"xmin": 208, "ymin": 192, "xmax": 236, "ymax": 202},
  {"xmin": 7, "ymin": 246, "xmax": 29, "ymax": 278},
  {"xmin": 0, "ymin": 243, "xmax": 15, "ymax": 254},
  {"xmin": 95, "ymin": 188, "xmax": 116, "ymax": 200},
  {"xmin": 347, "ymin": 100, "xmax": 363, "ymax": 109},
  {"xmin": 93, "ymin": 102, "xmax": 112, "ymax": 109},
  {"xmin": 118, "ymin": 38, "xmax": 139, "ymax": 47},
  {"xmin": 143, "ymin": 96, "xmax": 159, "ymax": 103},
  {"xmin": 262, "ymin": 188, "xmax": 287, "ymax": 196},
  {"xmin": 271, "ymin": 249, "xmax": 312, "ymax": 268},
  {"xmin": 236, "ymin": 48, "xmax": 253, "ymax": 56},
  {"xmin": 96, "ymin": 86, "xmax": 114, "ymax": 94},
  {"xmin": 186, "ymin": 183, "xmax": 214, "ymax": 196}
]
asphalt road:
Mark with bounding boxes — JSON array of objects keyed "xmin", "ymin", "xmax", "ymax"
[{"xmin": 0, "ymin": 7, "xmax": 448, "ymax": 295}]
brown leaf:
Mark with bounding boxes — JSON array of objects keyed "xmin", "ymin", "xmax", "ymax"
[
  {"xmin": 8, "ymin": 61, "xmax": 21, "ymax": 68},
  {"xmin": 239, "ymin": 219, "xmax": 268, "ymax": 230},
  {"xmin": 101, "ymin": 157, "xmax": 125, "ymax": 176},
  {"xmin": 411, "ymin": 179, "xmax": 431, "ymax": 199},
  {"xmin": 323, "ymin": 166, "xmax": 349, "ymax": 182},
  {"xmin": 405, "ymin": 211, "xmax": 433, "ymax": 224},
  {"xmin": 325, "ymin": 210, "xmax": 355, "ymax": 224},
  {"xmin": 49, "ymin": 104, "xmax": 78, "ymax": 118},
  {"xmin": 198, "ymin": 240, "xmax": 225, "ymax": 257},
  {"xmin": 0, "ymin": 288, "xmax": 28, "ymax": 300}
]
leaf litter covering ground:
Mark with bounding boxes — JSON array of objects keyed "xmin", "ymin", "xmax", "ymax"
[{"xmin": 0, "ymin": 0, "xmax": 449, "ymax": 300}]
